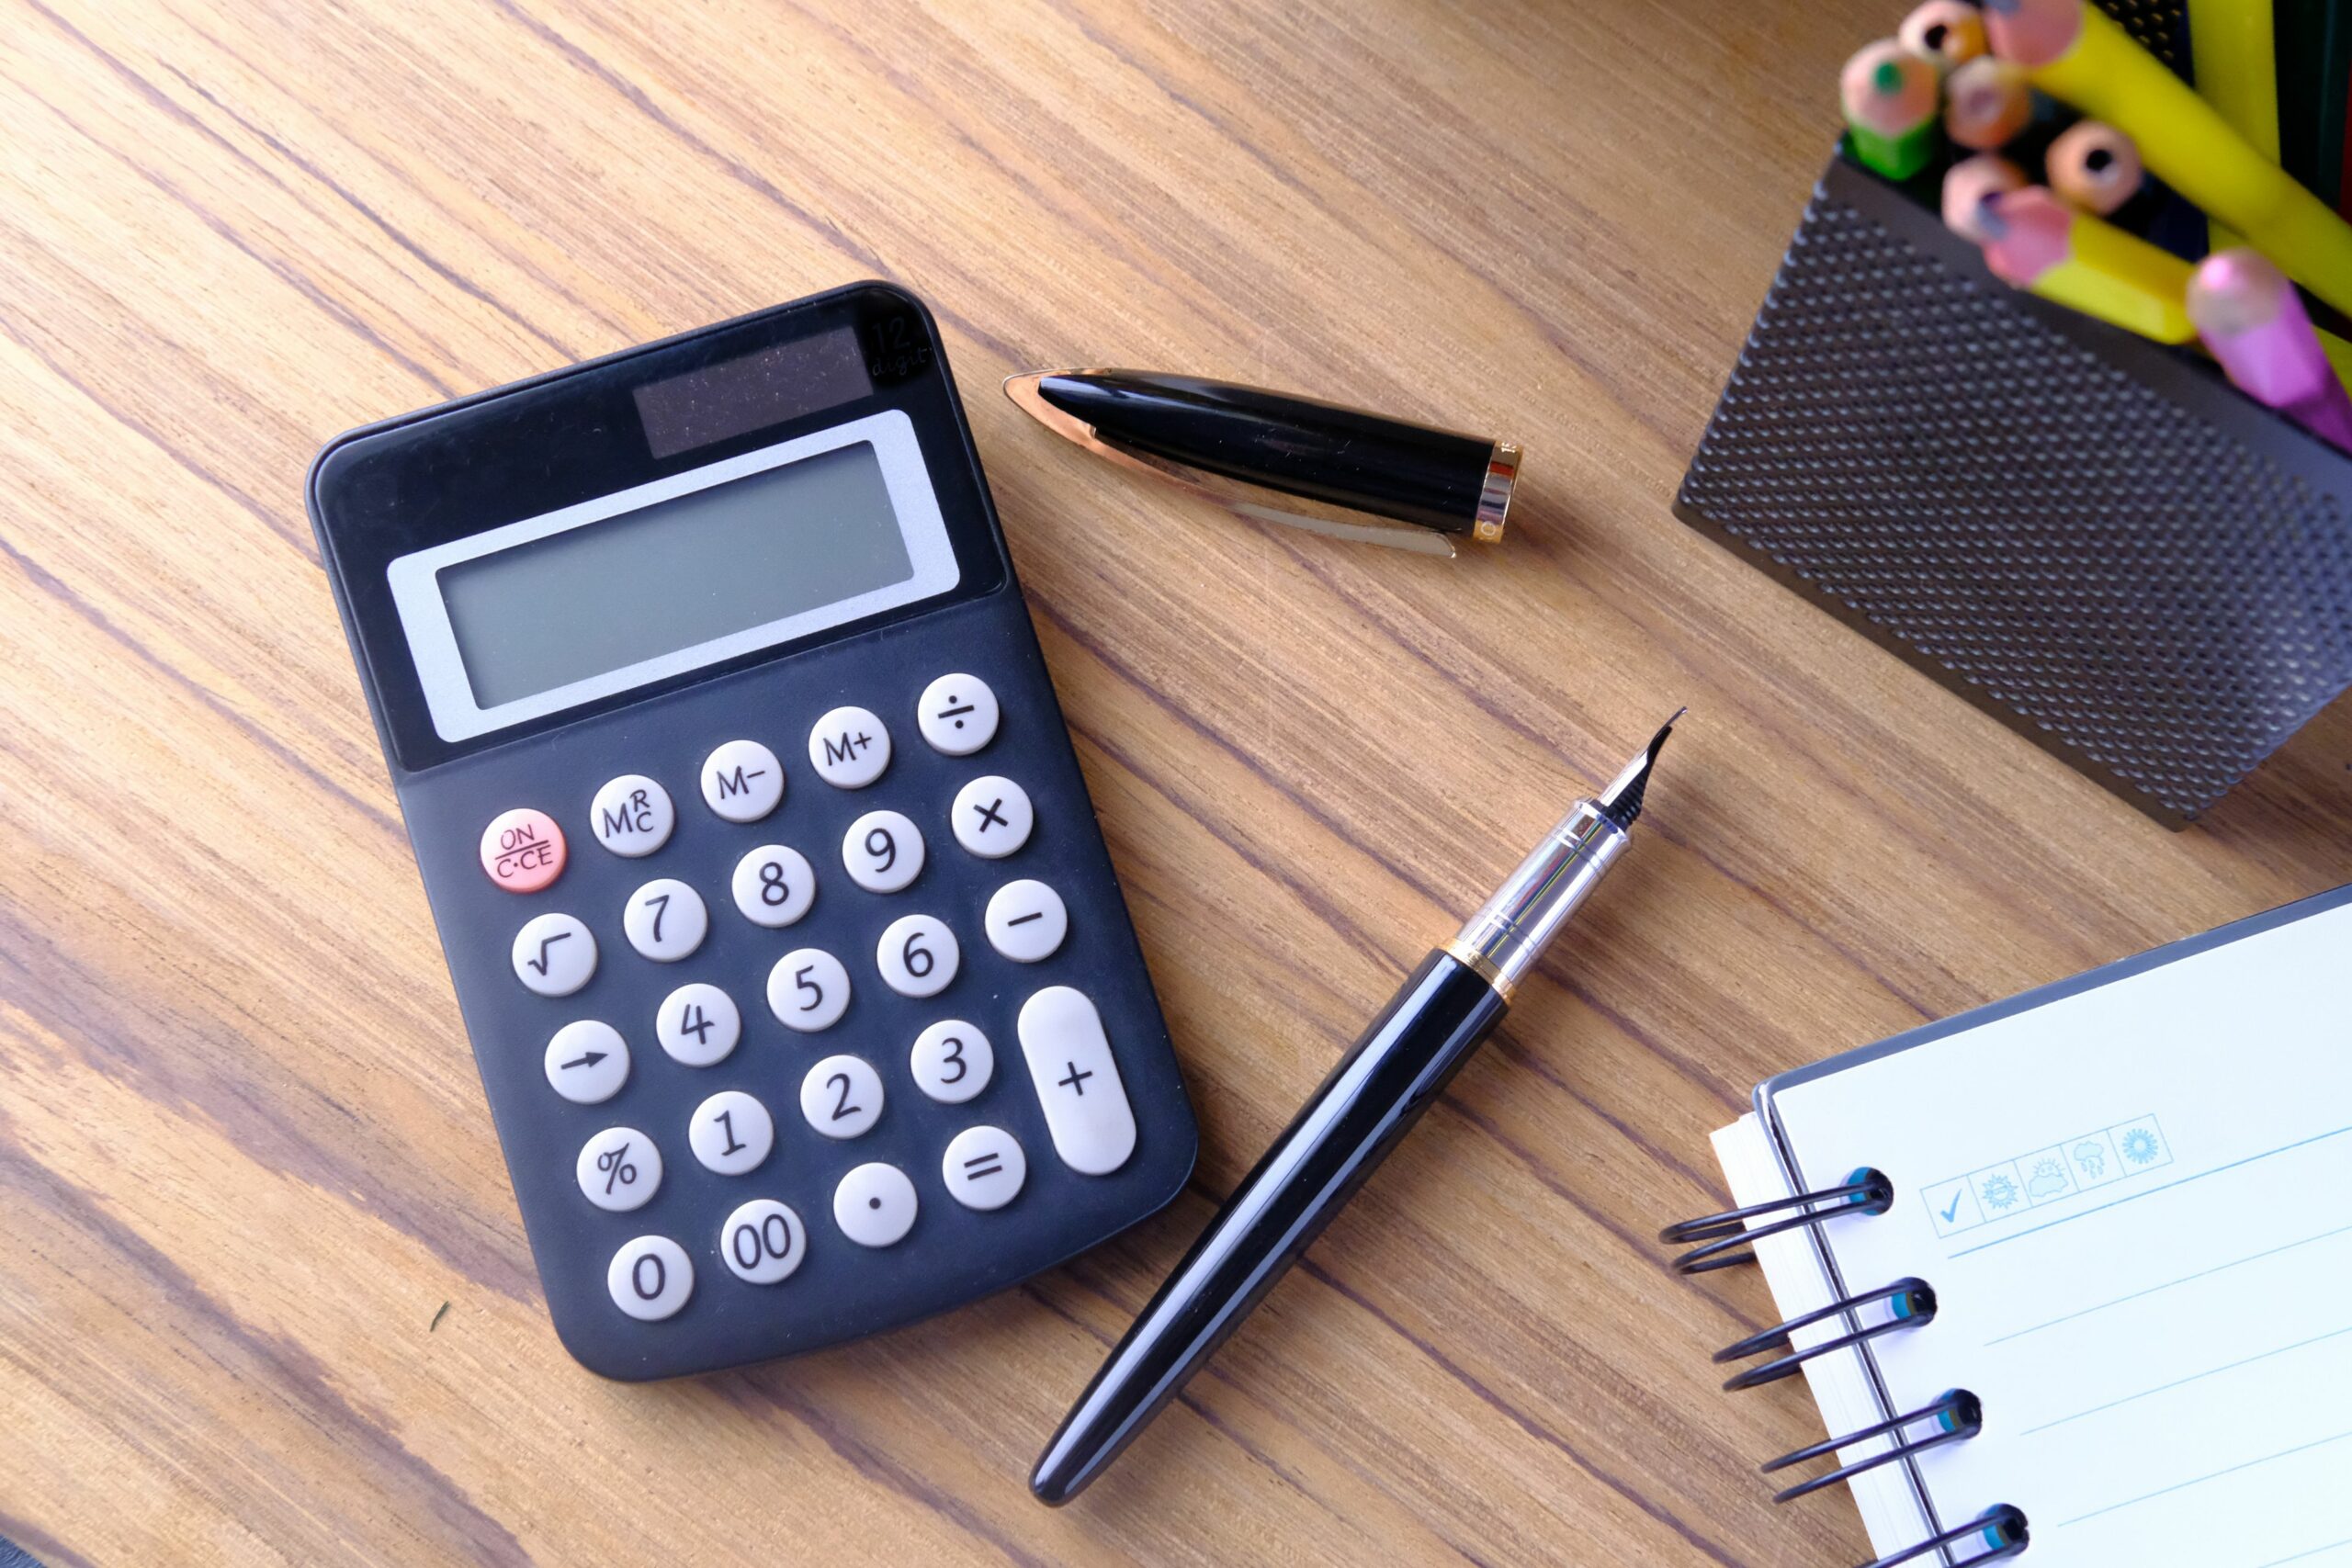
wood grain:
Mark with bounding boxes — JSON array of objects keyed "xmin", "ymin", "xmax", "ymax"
[{"xmin": 5, "ymin": 1, "xmax": 2351, "ymax": 1562}]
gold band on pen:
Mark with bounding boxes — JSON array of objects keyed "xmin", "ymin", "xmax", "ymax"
[
  {"xmin": 1440, "ymin": 937, "xmax": 1513, "ymax": 1000},
  {"xmin": 1475, "ymin": 441, "xmax": 1521, "ymax": 544}
]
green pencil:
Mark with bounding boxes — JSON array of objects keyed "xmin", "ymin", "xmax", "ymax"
[{"xmin": 1842, "ymin": 39, "xmax": 1945, "ymax": 179}]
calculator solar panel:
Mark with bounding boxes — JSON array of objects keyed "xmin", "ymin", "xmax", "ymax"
[{"xmin": 309, "ymin": 284, "xmax": 1197, "ymax": 1380}]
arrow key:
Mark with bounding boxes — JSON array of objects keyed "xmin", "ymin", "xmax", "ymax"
[{"xmin": 544, "ymin": 1019, "xmax": 629, "ymax": 1105}]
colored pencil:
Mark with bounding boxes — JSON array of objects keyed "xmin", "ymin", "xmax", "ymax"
[
  {"xmin": 1900, "ymin": 0, "xmax": 1990, "ymax": 71},
  {"xmin": 2188, "ymin": 248, "xmax": 2352, "ymax": 449},
  {"xmin": 2197, "ymin": 0, "xmax": 2276, "ymax": 251},
  {"xmin": 1945, "ymin": 57, "xmax": 2035, "ymax": 150},
  {"xmin": 1973, "ymin": 186, "xmax": 2197, "ymax": 343},
  {"xmin": 1840, "ymin": 39, "xmax": 1943, "ymax": 179},
  {"xmin": 1984, "ymin": 0, "xmax": 2352, "ymax": 318},
  {"xmin": 1943, "ymin": 154, "xmax": 2029, "ymax": 243},
  {"xmin": 2188, "ymin": 0, "xmax": 2280, "ymax": 160},
  {"xmin": 2047, "ymin": 121, "xmax": 2143, "ymax": 215}
]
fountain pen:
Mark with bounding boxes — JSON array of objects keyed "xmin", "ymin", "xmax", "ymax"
[{"xmin": 1032, "ymin": 711, "xmax": 1682, "ymax": 1505}]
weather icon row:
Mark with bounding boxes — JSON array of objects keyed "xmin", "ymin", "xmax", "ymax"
[{"xmin": 1918, "ymin": 1115, "xmax": 2174, "ymax": 1238}]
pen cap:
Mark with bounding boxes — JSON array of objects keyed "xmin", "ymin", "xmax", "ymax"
[{"xmin": 1034, "ymin": 370, "xmax": 1517, "ymax": 538}]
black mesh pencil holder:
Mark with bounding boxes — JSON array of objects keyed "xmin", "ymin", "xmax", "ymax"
[
  {"xmin": 1674, "ymin": 150, "xmax": 2352, "ymax": 825},
  {"xmin": 1662, "ymin": 1179, "xmax": 2030, "ymax": 1566}
]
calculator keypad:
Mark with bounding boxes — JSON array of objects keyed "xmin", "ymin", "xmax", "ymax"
[
  {"xmin": 808, "ymin": 705, "xmax": 890, "ymax": 788},
  {"xmin": 481, "ymin": 807, "xmax": 567, "ymax": 892},
  {"xmin": 833, "ymin": 1162, "xmax": 918, "ymax": 1247},
  {"xmin": 986, "ymin": 879, "xmax": 1069, "ymax": 963},
  {"xmin": 768, "ymin": 947, "xmax": 851, "ymax": 1031},
  {"xmin": 1018, "ymin": 987, "xmax": 1137, "ymax": 1176},
  {"xmin": 942, "ymin": 1125, "xmax": 1025, "ymax": 1210},
  {"xmin": 655, "ymin": 982, "xmax": 740, "ymax": 1066},
  {"xmin": 688, "ymin": 1089, "xmax": 775, "ymax": 1175},
  {"xmin": 623, "ymin": 879, "xmax": 707, "ymax": 962},
  {"xmin": 910, "ymin": 1019, "xmax": 992, "ymax": 1103},
  {"xmin": 842, "ymin": 809, "xmax": 924, "ymax": 893},
  {"xmin": 951, "ymin": 775, "xmax": 1033, "ymax": 858},
  {"xmin": 459, "ymin": 661, "xmax": 1173, "ymax": 1365},
  {"xmin": 608, "ymin": 1235, "xmax": 693, "ymax": 1320},
  {"xmin": 730, "ymin": 844, "xmax": 815, "ymax": 928},
  {"xmin": 577, "ymin": 1126, "xmax": 662, "ymax": 1212},
  {"xmin": 876, "ymin": 913, "xmax": 958, "ymax": 998},
  {"xmin": 699, "ymin": 739, "xmax": 785, "ymax": 823},
  {"xmin": 916, "ymin": 672, "xmax": 999, "ymax": 755},
  {"xmin": 801, "ymin": 1054, "xmax": 886, "ymax": 1139},
  {"xmin": 591, "ymin": 774, "xmax": 675, "ymax": 856},
  {"xmin": 719, "ymin": 1199, "xmax": 807, "ymax": 1284},
  {"xmin": 545, "ymin": 1020, "xmax": 629, "ymax": 1104},
  {"xmin": 513, "ymin": 911, "xmax": 596, "ymax": 997}
]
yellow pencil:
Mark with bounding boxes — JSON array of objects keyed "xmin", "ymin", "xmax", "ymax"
[
  {"xmin": 1985, "ymin": 0, "xmax": 2352, "ymax": 318},
  {"xmin": 2186, "ymin": 0, "xmax": 2277, "ymax": 254},
  {"xmin": 1974, "ymin": 186, "xmax": 2197, "ymax": 343}
]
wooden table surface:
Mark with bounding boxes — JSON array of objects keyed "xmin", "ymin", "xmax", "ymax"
[{"xmin": 7, "ymin": 2, "xmax": 2352, "ymax": 1563}]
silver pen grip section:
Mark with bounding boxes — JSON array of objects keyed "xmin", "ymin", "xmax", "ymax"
[{"xmin": 1447, "ymin": 800, "xmax": 1628, "ymax": 996}]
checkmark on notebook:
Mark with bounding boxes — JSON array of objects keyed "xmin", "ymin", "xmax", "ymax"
[{"xmin": 1939, "ymin": 1189, "xmax": 1966, "ymax": 1224}]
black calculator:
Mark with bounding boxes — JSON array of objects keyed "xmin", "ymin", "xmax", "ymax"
[{"xmin": 308, "ymin": 283, "xmax": 1196, "ymax": 1380}]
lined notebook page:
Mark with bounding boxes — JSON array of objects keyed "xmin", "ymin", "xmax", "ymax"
[{"xmin": 1763, "ymin": 893, "xmax": 2352, "ymax": 1566}]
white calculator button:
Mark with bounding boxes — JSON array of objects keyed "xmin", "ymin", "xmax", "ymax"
[
  {"xmin": 700, "ymin": 739, "xmax": 785, "ymax": 822},
  {"xmin": 768, "ymin": 947, "xmax": 851, "ymax": 1032},
  {"xmin": 576, "ymin": 1126, "xmax": 662, "ymax": 1212},
  {"xmin": 719, "ymin": 1199, "xmax": 808, "ymax": 1285},
  {"xmin": 917, "ymin": 673, "xmax": 1000, "ymax": 756},
  {"xmin": 832, "ymin": 1162, "xmax": 918, "ymax": 1247},
  {"xmin": 808, "ymin": 705, "xmax": 890, "ymax": 788},
  {"xmin": 842, "ymin": 809, "xmax": 924, "ymax": 893},
  {"xmin": 590, "ymin": 774, "xmax": 674, "ymax": 856},
  {"xmin": 910, "ymin": 1020, "xmax": 994, "ymax": 1104},
  {"xmin": 986, "ymin": 879, "xmax": 1069, "ymax": 963},
  {"xmin": 513, "ymin": 912, "xmax": 596, "ymax": 997},
  {"xmin": 732, "ymin": 844, "xmax": 816, "ymax": 928},
  {"xmin": 942, "ymin": 1125, "xmax": 1026, "ymax": 1211},
  {"xmin": 800, "ymin": 1054, "xmax": 885, "ymax": 1139},
  {"xmin": 688, "ymin": 1089, "xmax": 775, "ymax": 1176},
  {"xmin": 951, "ymin": 775, "xmax": 1035, "ymax": 859},
  {"xmin": 877, "ymin": 913, "xmax": 959, "ymax": 998},
  {"xmin": 623, "ymin": 878, "xmax": 707, "ymax": 962},
  {"xmin": 607, "ymin": 1235, "xmax": 693, "ymax": 1321},
  {"xmin": 655, "ymin": 982, "xmax": 741, "ymax": 1066},
  {"xmin": 544, "ymin": 1020, "xmax": 628, "ymax": 1104},
  {"xmin": 1017, "ymin": 987, "xmax": 1136, "ymax": 1176}
]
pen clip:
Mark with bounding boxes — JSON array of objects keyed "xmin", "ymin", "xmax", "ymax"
[{"xmin": 1003, "ymin": 372, "xmax": 1458, "ymax": 558}]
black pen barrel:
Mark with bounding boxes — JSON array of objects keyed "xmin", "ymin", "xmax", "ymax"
[
  {"xmin": 1034, "ymin": 369, "xmax": 1513, "ymax": 536},
  {"xmin": 1030, "ymin": 951, "xmax": 1507, "ymax": 1505}
]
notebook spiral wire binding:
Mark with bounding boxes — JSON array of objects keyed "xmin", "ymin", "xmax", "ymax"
[
  {"xmin": 1663, "ymin": 1173, "xmax": 2031, "ymax": 1566},
  {"xmin": 1660, "ymin": 1166, "xmax": 1893, "ymax": 1273}
]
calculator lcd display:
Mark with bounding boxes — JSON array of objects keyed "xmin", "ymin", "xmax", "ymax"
[
  {"xmin": 385, "ymin": 410, "xmax": 961, "ymax": 742},
  {"xmin": 441, "ymin": 443, "xmax": 910, "ymax": 708}
]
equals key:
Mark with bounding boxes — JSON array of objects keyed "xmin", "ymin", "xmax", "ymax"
[{"xmin": 944, "ymin": 1125, "xmax": 1027, "ymax": 1210}]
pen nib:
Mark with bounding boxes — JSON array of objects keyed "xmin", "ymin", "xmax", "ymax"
[{"xmin": 1595, "ymin": 707, "xmax": 1685, "ymax": 829}]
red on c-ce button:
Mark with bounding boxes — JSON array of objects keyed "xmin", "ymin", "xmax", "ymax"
[{"xmin": 481, "ymin": 808, "xmax": 567, "ymax": 893}]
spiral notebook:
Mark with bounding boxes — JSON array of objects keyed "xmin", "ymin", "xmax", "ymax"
[{"xmin": 1690, "ymin": 886, "xmax": 2352, "ymax": 1566}]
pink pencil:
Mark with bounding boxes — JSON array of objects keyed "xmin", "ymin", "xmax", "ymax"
[{"xmin": 2188, "ymin": 250, "xmax": 2352, "ymax": 453}]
